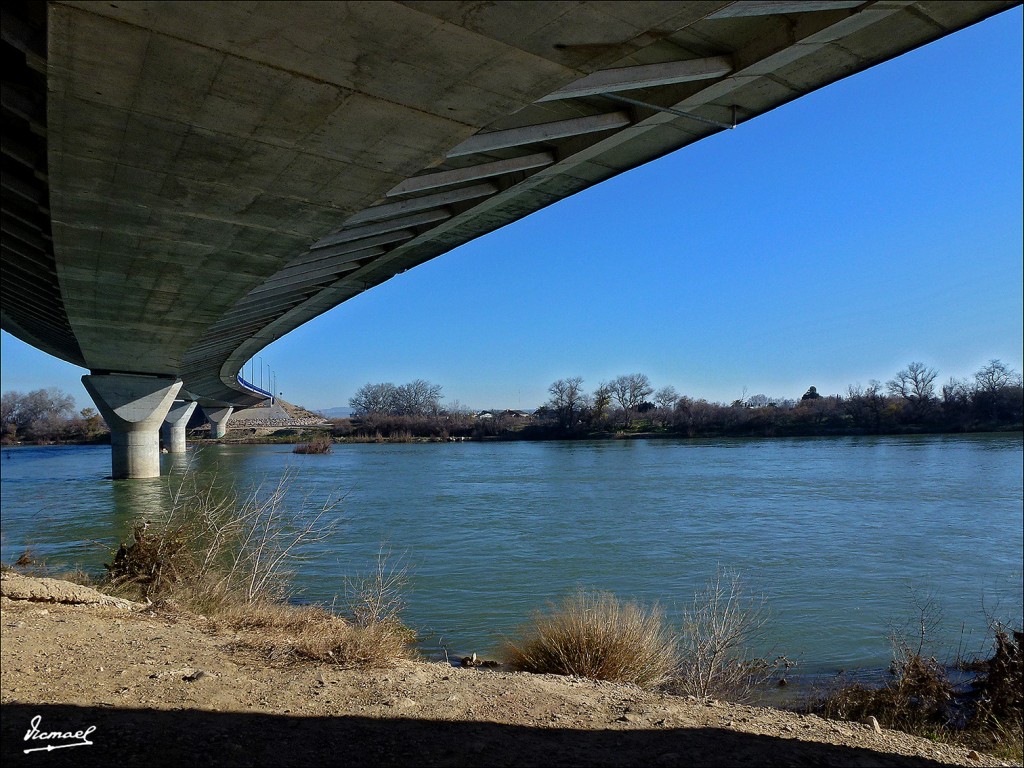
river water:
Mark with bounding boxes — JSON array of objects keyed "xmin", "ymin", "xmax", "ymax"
[{"xmin": 1, "ymin": 434, "xmax": 1021, "ymax": 678}]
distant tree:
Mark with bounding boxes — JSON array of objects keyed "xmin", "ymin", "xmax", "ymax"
[
  {"xmin": 590, "ymin": 382, "xmax": 613, "ymax": 425},
  {"xmin": 610, "ymin": 373, "xmax": 654, "ymax": 425},
  {"xmin": 800, "ymin": 386, "xmax": 822, "ymax": 401},
  {"xmin": 349, "ymin": 382, "xmax": 398, "ymax": 416},
  {"xmin": 393, "ymin": 379, "xmax": 443, "ymax": 416},
  {"xmin": 974, "ymin": 359, "xmax": 1021, "ymax": 395},
  {"xmin": 654, "ymin": 386, "xmax": 680, "ymax": 410},
  {"xmin": 349, "ymin": 380, "xmax": 443, "ymax": 417},
  {"xmin": 845, "ymin": 380, "xmax": 889, "ymax": 432},
  {"xmin": 972, "ymin": 359, "xmax": 1022, "ymax": 423},
  {"xmin": 941, "ymin": 377, "xmax": 974, "ymax": 429},
  {"xmin": 746, "ymin": 393, "xmax": 772, "ymax": 408},
  {"xmin": 887, "ymin": 362, "xmax": 938, "ymax": 406},
  {"xmin": 547, "ymin": 376, "xmax": 586, "ymax": 429},
  {"xmin": 1, "ymin": 388, "xmax": 76, "ymax": 441}
]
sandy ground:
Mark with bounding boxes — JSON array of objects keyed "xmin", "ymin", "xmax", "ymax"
[{"xmin": 0, "ymin": 592, "xmax": 1012, "ymax": 768}]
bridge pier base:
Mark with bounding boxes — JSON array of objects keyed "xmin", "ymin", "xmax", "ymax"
[
  {"xmin": 204, "ymin": 406, "xmax": 234, "ymax": 439},
  {"xmin": 82, "ymin": 374, "xmax": 182, "ymax": 479},
  {"xmin": 161, "ymin": 400, "xmax": 197, "ymax": 453}
]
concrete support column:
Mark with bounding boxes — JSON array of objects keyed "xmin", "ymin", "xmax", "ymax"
[
  {"xmin": 82, "ymin": 374, "xmax": 182, "ymax": 479},
  {"xmin": 161, "ymin": 400, "xmax": 197, "ymax": 453},
  {"xmin": 204, "ymin": 406, "xmax": 234, "ymax": 439}
]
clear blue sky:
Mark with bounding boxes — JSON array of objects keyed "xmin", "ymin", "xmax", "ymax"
[{"xmin": 2, "ymin": 8, "xmax": 1022, "ymax": 412}]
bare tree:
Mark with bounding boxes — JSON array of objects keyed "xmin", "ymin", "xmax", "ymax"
[
  {"xmin": 349, "ymin": 382, "xmax": 398, "ymax": 416},
  {"xmin": 654, "ymin": 385, "xmax": 680, "ymax": 410},
  {"xmin": 974, "ymin": 359, "xmax": 1021, "ymax": 395},
  {"xmin": 611, "ymin": 373, "xmax": 653, "ymax": 412},
  {"xmin": 393, "ymin": 379, "xmax": 443, "ymax": 416},
  {"xmin": 349, "ymin": 380, "xmax": 443, "ymax": 417},
  {"xmin": 887, "ymin": 362, "xmax": 939, "ymax": 405},
  {"xmin": 547, "ymin": 376, "xmax": 586, "ymax": 428}
]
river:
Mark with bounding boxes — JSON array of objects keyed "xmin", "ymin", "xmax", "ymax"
[{"xmin": 1, "ymin": 434, "xmax": 1021, "ymax": 679}]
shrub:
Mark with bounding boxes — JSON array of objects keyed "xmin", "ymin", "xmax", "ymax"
[
  {"xmin": 673, "ymin": 569, "xmax": 786, "ymax": 702},
  {"xmin": 102, "ymin": 468, "xmax": 418, "ymax": 667},
  {"xmin": 818, "ymin": 652, "xmax": 955, "ymax": 735},
  {"xmin": 293, "ymin": 433, "xmax": 333, "ymax": 454},
  {"xmin": 502, "ymin": 590, "xmax": 677, "ymax": 689},
  {"xmin": 813, "ymin": 598, "xmax": 1022, "ymax": 763},
  {"xmin": 345, "ymin": 546, "xmax": 409, "ymax": 629},
  {"xmin": 105, "ymin": 469, "xmax": 338, "ymax": 604},
  {"xmin": 210, "ymin": 599, "xmax": 416, "ymax": 668}
]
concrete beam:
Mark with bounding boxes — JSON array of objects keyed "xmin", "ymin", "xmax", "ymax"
[
  {"xmin": 82, "ymin": 373, "xmax": 182, "ymax": 479},
  {"xmin": 344, "ymin": 183, "xmax": 499, "ymax": 226},
  {"xmin": 386, "ymin": 152, "xmax": 555, "ymax": 197},
  {"xmin": 298, "ymin": 230, "xmax": 413, "ymax": 263},
  {"xmin": 160, "ymin": 400, "xmax": 196, "ymax": 454},
  {"xmin": 447, "ymin": 111, "xmax": 632, "ymax": 157},
  {"xmin": 707, "ymin": 2, "xmax": 865, "ymax": 19},
  {"xmin": 311, "ymin": 209, "xmax": 451, "ymax": 250},
  {"xmin": 536, "ymin": 57, "xmax": 733, "ymax": 102},
  {"xmin": 203, "ymin": 405, "xmax": 234, "ymax": 439}
]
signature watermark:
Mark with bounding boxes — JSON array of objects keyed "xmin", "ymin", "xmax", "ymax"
[{"xmin": 23, "ymin": 715, "xmax": 95, "ymax": 754}]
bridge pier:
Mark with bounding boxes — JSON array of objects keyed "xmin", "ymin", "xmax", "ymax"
[
  {"xmin": 161, "ymin": 400, "xmax": 197, "ymax": 453},
  {"xmin": 204, "ymin": 406, "xmax": 234, "ymax": 439},
  {"xmin": 82, "ymin": 374, "xmax": 182, "ymax": 479}
]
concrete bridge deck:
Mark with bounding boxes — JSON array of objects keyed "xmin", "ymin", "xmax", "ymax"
[{"xmin": 1, "ymin": 0, "xmax": 1017, "ymax": 475}]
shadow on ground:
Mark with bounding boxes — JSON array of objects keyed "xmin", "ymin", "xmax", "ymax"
[{"xmin": 1, "ymin": 703, "xmax": 957, "ymax": 767}]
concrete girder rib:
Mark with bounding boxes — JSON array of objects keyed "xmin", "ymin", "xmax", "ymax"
[
  {"xmin": 161, "ymin": 400, "xmax": 197, "ymax": 454},
  {"xmin": 310, "ymin": 210, "xmax": 452, "ymax": 251},
  {"xmin": 204, "ymin": 405, "xmax": 234, "ymax": 439},
  {"xmin": 385, "ymin": 152, "xmax": 555, "ymax": 197},
  {"xmin": 81, "ymin": 374, "xmax": 182, "ymax": 479},
  {"xmin": 536, "ymin": 57, "xmax": 734, "ymax": 102},
  {"xmin": 343, "ymin": 183, "xmax": 499, "ymax": 226},
  {"xmin": 446, "ymin": 112, "xmax": 632, "ymax": 158}
]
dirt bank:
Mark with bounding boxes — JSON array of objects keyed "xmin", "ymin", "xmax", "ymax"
[{"xmin": 0, "ymin": 594, "xmax": 1011, "ymax": 767}]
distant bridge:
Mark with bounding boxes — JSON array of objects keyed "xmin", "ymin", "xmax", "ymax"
[{"xmin": 1, "ymin": 0, "xmax": 1016, "ymax": 476}]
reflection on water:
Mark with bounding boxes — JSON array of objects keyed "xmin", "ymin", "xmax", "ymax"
[{"xmin": 1, "ymin": 434, "xmax": 1021, "ymax": 673}]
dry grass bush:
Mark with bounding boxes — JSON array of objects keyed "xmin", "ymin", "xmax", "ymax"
[
  {"xmin": 502, "ymin": 590, "xmax": 677, "ymax": 689},
  {"xmin": 210, "ymin": 598, "xmax": 415, "ymax": 668},
  {"xmin": 293, "ymin": 434, "xmax": 333, "ymax": 454},
  {"xmin": 106, "ymin": 468, "xmax": 337, "ymax": 604},
  {"xmin": 100, "ymin": 468, "xmax": 416, "ymax": 667},
  {"xmin": 673, "ymin": 569, "xmax": 787, "ymax": 702},
  {"xmin": 290, "ymin": 617, "xmax": 415, "ymax": 667}
]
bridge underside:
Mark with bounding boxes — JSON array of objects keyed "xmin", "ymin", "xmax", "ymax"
[{"xmin": 0, "ymin": 1, "xmax": 1017, "ymax": 475}]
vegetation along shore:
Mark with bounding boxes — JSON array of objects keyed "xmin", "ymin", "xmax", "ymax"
[{"xmin": 2, "ymin": 359, "xmax": 1021, "ymax": 446}]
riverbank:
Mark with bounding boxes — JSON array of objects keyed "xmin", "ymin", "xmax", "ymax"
[{"xmin": 0, "ymin": 584, "xmax": 1011, "ymax": 767}]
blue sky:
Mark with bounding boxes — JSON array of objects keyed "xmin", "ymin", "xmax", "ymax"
[{"xmin": 2, "ymin": 7, "xmax": 1021, "ymax": 412}]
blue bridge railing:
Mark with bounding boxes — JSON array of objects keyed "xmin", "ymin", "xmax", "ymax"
[{"xmin": 237, "ymin": 373, "xmax": 274, "ymax": 402}]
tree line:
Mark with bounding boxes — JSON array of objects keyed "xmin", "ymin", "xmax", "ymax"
[
  {"xmin": 1, "ymin": 388, "xmax": 106, "ymax": 443},
  {"xmin": 4, "ymin": 359, "xmax": 1020, "ymax": 445},
  {"xmin": 536, "ymin": 359, "xmax": 1022, "ymax": 437}
]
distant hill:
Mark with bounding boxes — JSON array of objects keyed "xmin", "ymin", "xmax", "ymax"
[{"xmin": 318, "ymin": 406, "xmax": 353, "ymax": 419}]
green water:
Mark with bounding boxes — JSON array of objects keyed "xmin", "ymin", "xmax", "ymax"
[{"xmin": 1, "ymin": 434, "xmax": 1021, "ymax": 675}]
